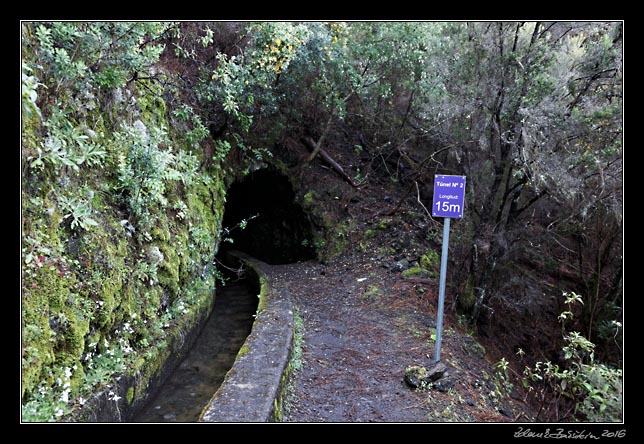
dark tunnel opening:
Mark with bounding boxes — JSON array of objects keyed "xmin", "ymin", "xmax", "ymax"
[{"xmin": 218, "ymin": 168, "xmax": 316, "ymax": 265}]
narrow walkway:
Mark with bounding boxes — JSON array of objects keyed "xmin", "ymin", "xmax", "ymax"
[
  {"xmin": 268, "ymin": 252, "xmax": 520, "ymax": 422},
  {"xmin": 270, "ymin": 257, "xmax": 434, "ymax": 422},
  {"xmin": 132, "ymin": 278, "xmax": 257, "ymax": 422}
]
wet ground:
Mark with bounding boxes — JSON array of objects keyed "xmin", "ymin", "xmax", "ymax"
[
  {"xmin": 132, "ymin": 278, "xmax": 258, "ymax": 422},
  {"xmin": 268, "ymin": 252, "xmax": 528, "ymax": 423}
]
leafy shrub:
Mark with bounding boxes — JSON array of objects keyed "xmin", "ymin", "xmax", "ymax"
[
  {"xmin": 115, "ymin": 122, "xmax": 177, "ymax": 231},
  {"xmin": 57, "ymin": 194, "xmax": 98, "ymax": 231},
  {"xmin": 518, "ymin": 292, "xmax": 623, "ymax": 422}
]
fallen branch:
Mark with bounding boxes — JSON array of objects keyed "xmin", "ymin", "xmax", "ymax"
[
  {"xmin": 306, "ymin": 115, "xmax": 334, "ymax": 163},
  {"xmin": 302, "ymin": 137, "xmax": 360, "ymax": 188}
]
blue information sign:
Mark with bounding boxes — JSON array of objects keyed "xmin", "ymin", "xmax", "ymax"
[{"xmin": 432, "ymin": 175, "xmax": 466, "ymax": 218}]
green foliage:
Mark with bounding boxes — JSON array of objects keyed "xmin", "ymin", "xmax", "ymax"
[
  {"xmin": 114, "ymin": 122, "xmax": 193, "ymax": 235},
  {"xmin": 21, "ymin": 20, "xmax": 622, "ymax": 423},
  {"xmin": 58, "ymin": 193, "xmax": 99, "ymax": 231},
  {"xmin": 32, "ymin": 22, "xmax": 170, "ymax": 92},
  {"xmin": 22, "ymin": 63, "xmax": 44, "ymax": 118},
  {"xmin": 28, "ymin": 107, "xmax": 106, "ymax": 174},
  {"xmin": 493, "ymin": 357, "xmax": 514, "ymax": 399},
  {"xmin": 519, "ymin": 292, "xmax": 622, "ymax": 421},
  {"xmin": 577, "ymin": 363, "xmax": 622, "ymax": 422},
  {"xmin": 208, "ymin": 52, "xmax": 256, "ymax": 132},
  {"xmin": 21, "ymin": 21, "xmax": 226, "ymax": 422},
  {"xmin": 172, "ymin": 104, "xmax": 210, "ymax": 146}
]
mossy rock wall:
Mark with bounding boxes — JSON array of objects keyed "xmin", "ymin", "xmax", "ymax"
[{"xmin": 21, "ymin": 23, "xmax": 228, "ymax": 421}]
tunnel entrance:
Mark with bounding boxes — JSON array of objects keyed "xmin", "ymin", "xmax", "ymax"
[{"xmin": 218, "ymin": 168, "xmax": 316, "ymax": 265}]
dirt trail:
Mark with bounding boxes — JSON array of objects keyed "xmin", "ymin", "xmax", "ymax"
[{"xmin": 267, "ymin": 252, "xmax": 527, "ymax": 423}]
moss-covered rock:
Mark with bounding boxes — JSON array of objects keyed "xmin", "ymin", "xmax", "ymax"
[
  {"xmin": 402, "ymin": 267, "xmax": 432, "ymax": 279},
  {"xmin": 420, "ymin": 250, "xmax": 440, "ymax": 271}
]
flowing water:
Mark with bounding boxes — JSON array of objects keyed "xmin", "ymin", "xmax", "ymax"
[{"xmin": 132, "ymin": 278, "xmax": 258, "ymax": 422}]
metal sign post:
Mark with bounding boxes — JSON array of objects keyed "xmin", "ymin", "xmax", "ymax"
[{"xmin": 431, "ymin": 175, "xmax": 466, "ymax": 363}]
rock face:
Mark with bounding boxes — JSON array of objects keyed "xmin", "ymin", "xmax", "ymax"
[{"xmin": 404, "ymin": 362, "xmax": 448, "ymax": 389}]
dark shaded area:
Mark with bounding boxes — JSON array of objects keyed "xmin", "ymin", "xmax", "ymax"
[{"xmin": 219, "ymin": 168, "xmax": 315, "ymax": 264}]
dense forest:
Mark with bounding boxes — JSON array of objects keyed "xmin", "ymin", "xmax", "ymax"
[{"xmin": 21, "ymin": 21, "xmax": 622, "ymax": 422}]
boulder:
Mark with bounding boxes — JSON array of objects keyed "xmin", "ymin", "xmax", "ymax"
[{"xmin": 404, "ymin": 362, "xmax": 448, "ymax": 388}]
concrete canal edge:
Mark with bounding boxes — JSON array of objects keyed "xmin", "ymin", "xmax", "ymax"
[{"xmin": 199, "ymin": 251, "xmax": 294, "ymax": 422}]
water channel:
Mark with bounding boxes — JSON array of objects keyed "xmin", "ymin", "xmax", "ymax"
[{"xmin": 132, "ymin": 276, "xmax": 258, "ymax": 422}]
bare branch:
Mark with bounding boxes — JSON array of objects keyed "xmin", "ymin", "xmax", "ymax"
[{"xmin": 415, "ymin": 181, "xmax": 432, "ymax": 219}]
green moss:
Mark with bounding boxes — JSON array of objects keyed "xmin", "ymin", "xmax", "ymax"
[
  {"xmin": 22, "ymin": 264, "xmax": 69, "ymax": 398},
  {"xmin": 151, "ymin": 222, "xmax": 171, "ymax": 243},
  {"xmin": 237, "ymin": 343, "xmax": 251, "ymax": 358},
  {"xmin": 158, "ymin": 241, "xmax": 180, "ymax": 298},
  {"xmin": 21, "ymin": 105, "xmax": 43, "ymax": 161},
  {"xmin": 21, "ymin": 28, "xmax": 231, "ymax": 418},
  {"xmin": 364, "ymin": 229, "xmax": 377, "ymax": 239},
  {"xmin": 366, "ymin": 285, "xmax": 381, "ymax": 296},
  {"xmin": 420, "ymin": 250, "xmax": 440, "ymax": 270},
  {"xmin": 273, "ymin": 397, "xmax": 282, "ymax": 422},
  {"xmin": 136, "ymin": 80, "xmax": 168, "ymax": 129},
  {"xmin": 126, "ymin": 386, "xmax": 135, "ymax": 405},
  {"xmin": 256, "ymin": 275, "xmax": 270, "ymax": 315},
  {"xmin": 303, "ymin": 190, "xmax": 317, "ymax": 207},
  {"xmin": 402, "ymin": 267, "xmax": 431, "ymax": 278},
  {"xmin": 321, "ymin": 221, "xmax": 351, "ymax": 260},
  {"xmin": 57, "ymin": 307, "xmax": 90, "ymax": 366},
  {"xmin": 463, "ymin": 337, "xmax": 486, "ymax": 358},
  {"xmin": 378, "ymin": 218, "xmax": 392, "ymax": 230},
  {"xmin": 96, "ymin": 278, "xmax": 119, "ymax": 328}
]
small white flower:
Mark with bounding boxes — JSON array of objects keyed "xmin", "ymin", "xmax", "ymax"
[
  {"xmin": 64, "ymin": 367, "xmax": 72, "ymax": 378},
  {"xmin": 54, "ymin": 407, "xmax": 64, "ymax": 417},
  {"xmin": 78, "ymin": 396, "xmax": 86, "ymax": 406}
]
